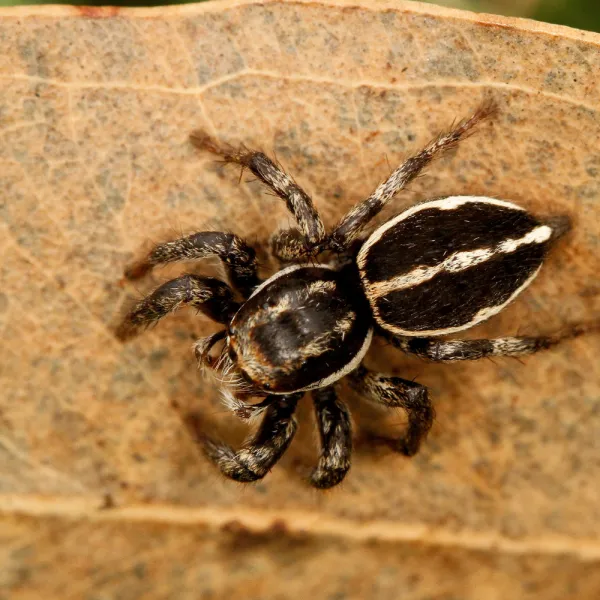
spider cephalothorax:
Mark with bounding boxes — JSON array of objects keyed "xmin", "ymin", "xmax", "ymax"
[{"xmin": 118, "ymin": 100, "xmax": 590, "ymax": 488}]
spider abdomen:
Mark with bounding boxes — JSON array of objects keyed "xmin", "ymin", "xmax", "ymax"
[
  {"xmin": 358, "ymin": 196, "xmax": 562, "ymax": 336},
  {"xmin": 229, "ymin": 266, "xmax": 373, "ymax": 394}
]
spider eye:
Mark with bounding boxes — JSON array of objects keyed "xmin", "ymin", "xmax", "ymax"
[{"xmin": 263, "ymin": 382, "xmax": 271, "ymax": 390}]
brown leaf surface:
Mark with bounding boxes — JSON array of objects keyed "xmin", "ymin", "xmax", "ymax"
[{"xmin": 1, "ymin": 1, "xmax": 600, "ymax": 598}]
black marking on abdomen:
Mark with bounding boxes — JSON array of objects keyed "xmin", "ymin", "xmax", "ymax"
[
  {"xmin": 362, "ymin": 200, "xmax": 537, "ymax": 283},
  {"xmin": 375, "ymin": 242, "xmax": 548, "ymax": 333}
]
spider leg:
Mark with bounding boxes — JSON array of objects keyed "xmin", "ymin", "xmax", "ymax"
[
  {"xmin": 270, "ymin": 227, "xmax": 313, "ymax": 263},
  {"xmin": 116, "ymin": 275, "xmax": 238, "ymax": 341},
  {"xmin": 190, "ymin": 131, "xmax": 326, "ymax": 255},
  {"xmin": 348, "ymin": 365, "xmax": 434, "ymax": 456},
  {"xmin": 193, "ymin": 330, "xmax": 227, "ymax": 369},
  {"xmin": 329, "ymin": 100, "xmax": 497, "ymax": 251},
  {"xmin": 192, "ymin": 393, "xmax": 302, "ymax": 483},
  {"xmin": 310, "ymin": 386, "xmax": 352, "ymax": 489},
  {"xmin": 387, "ymin": 322, "xmax": 599, "ymax": 361},
  {"xmin": 125, "ymin": 231, "xmax": 260, "ymax": 298}
]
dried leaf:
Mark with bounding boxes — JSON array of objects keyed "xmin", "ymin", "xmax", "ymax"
[{"xmin": 1, "ymin": 1, "xmax": 600, "ymax": 598}]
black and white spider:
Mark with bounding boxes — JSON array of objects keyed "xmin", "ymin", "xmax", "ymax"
[{"xmin": 118, "ymin": 101, "xmax": 588, "ymax": 488}]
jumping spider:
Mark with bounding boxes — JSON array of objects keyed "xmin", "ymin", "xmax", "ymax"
[{"xmin": 118, "ymin": 100, "xmax": 589, "ymax": 488}]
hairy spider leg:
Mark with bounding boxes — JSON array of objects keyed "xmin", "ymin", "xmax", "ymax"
[
  {"xmin": 190, "ymin": 131, "xmax": 326, "ymax": 261},
  {"xmin": 116, "ymin": 275, "xmax": 239, "ymax": 341},
  {"xmin": 271, "ymin": 228, "xmax": 314, "ymax": 263},
  {"xmin": 310, "ymin": 386, "xmax": 352, "ymax": 489},
  {"xmin": 348, "ymin": 365, "xmax": 435, "ymax": 456},
  {"xmin": 388, "ymin": 322, "xmax": 600, "ymax": 362},
  {"xmin": 194, "ymin": 330, "xmax": 227, "ymax": 368},
  {"xmin": 125, "ymin": 231, "xmax": 260, "ymax": 298},
  {"xmin": 330, "ymin": 100, "xmax": 497, "ymax": 252},
  {"xmin": 190, "ymin": 393, "xmax": 302, "ymax": 482}
]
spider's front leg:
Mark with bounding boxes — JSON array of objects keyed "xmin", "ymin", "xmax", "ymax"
[
  {"xmin": 310, "ymin": 386, "xmax": 352, "ymax": 489},
  {"xmin": 348, "ymin": 365, "xmax": 435, "ymax": 456},
  {"xmin": 329, "ymin": 100, "xmax": 497, "ymax": 252},
  {"xmin": 187, "ymin": 393, "xmax": 302, "ymax": 483},
  {"xmin": 190, "ymin": 131, "xmax": 326, "ymax": 262},
  {"xmin": 125, "ymin": 231, "xmax": 260, "ymax": 299},
  {"xmin": 388, "ymin": 322, "xmax": 600, "ymax": 361},
  {"xmin": 116, "ymin": 275, "xmax": 238, "ymax": 341}
]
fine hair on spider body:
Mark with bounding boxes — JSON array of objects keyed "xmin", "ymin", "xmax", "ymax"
[{"xmin": 118, "ymin": 100, "xmax": 595, "ymax": 489}]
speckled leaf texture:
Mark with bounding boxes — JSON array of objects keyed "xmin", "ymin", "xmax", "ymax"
[{"xmin": 1, "ymin": 0, "xmax": 600, "ymax": 598}]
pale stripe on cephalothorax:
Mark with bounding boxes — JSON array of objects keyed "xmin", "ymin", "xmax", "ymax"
[
  {"xmin": 236, "ymin": 265, "xmax": 336, "ymax": 332},
  {"xmin": 261, "ymin": 308, "xmax": 355, "ymax": 376},
  {"xmin": 366, "ymin": 224, "xmax": 552, "ymax": 299},
  {"xmin": 294, "ymin": 327, "xmax": 373, "ymax": 393},
  {"xmin": 301, "ymin": 279, "xmax": 337, "ymax": 300},
  {"xmin": 233, "ymin": 327, "xmax": 373, "ymax": 396},
  {"xmin": 220, "ymin": 322, "xmax": 372, "ymax": 397},
  {"xmin": 248, "ymin": 263, "xmax": 335, "ymax": 300},
  {"xmin": 230, "ymin": 264, "xmax": 372, "ymax": 395},
  {"xmin": 280, "ymin": 310, "xmax": 356, "ymax": 372},
  {"xmin": 241, "ymin": 278, "xmax": 337, "ymax": 327}
]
